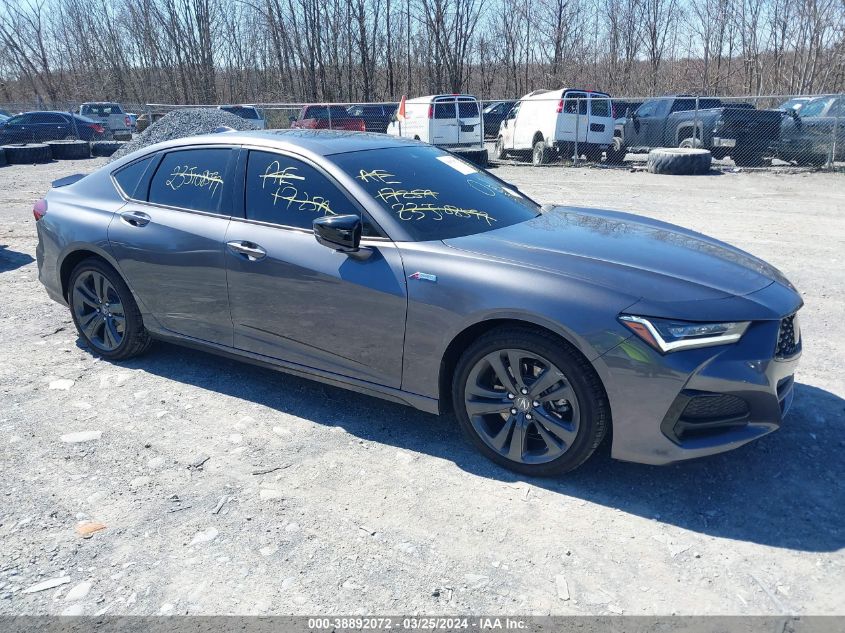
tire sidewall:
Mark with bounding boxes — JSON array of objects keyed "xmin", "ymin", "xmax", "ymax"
[
  {"xmin": 68, "ymin": 259, "xmax": 143, "ymax": 359},
  {"xmin": 452, "ymin": 329, "xmax": 604, "ymax": 476}
]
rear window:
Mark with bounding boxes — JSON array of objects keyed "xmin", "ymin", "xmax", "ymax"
[
  {"xmin": 113, "ymin": 155, "xmax": 154, "ymax": 198},
  {"xmin": 148, "ymin": 148, "xmax": 231, "ymax": 213},
  {"xmin": 590, "ymin": 98, "xmax": 611, "ymax": 117},
  {"xmin": 458, "ymin": 101, "xmax": 479, "ymax": 118},
  {"xmin": 220, "ymin": 106, "xmax": 260, "ymax": 120},
  {"xmin": 81, "ymin": 104, "xmax": 123, "ymax": 116},
  {"xmin": 304, "ymin": 105, "xmax": 350, "ymax": 119},
  {"xmin": 434, "ymin": 102, "xmax": 456, "ymax": 119}
]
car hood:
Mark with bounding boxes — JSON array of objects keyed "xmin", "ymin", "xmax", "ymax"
[{"xmin": 443, "ymin": 206, "xmax": 794, "ymax": 306}]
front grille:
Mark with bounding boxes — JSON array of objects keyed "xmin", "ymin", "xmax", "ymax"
[
  {"xmin": 776, "ymin": 314, "xmax": 801, "ymax": 359},
  {"xmin": 681, "ymin": 394, "xmax": 750, "ymax": 421}
]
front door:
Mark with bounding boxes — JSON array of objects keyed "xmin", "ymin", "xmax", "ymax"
[
  {"xmin": 224, "ymin": 149, "xmax": 407, "ymax": 388},
  {"xmin": 107, "ymin": 146, "xmax": 237, "ymax": 346}
]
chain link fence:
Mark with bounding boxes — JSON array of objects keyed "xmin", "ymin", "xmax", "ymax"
[{"xmin": 0, "ymin": 94, "xmax": 842, "ymax": 170}]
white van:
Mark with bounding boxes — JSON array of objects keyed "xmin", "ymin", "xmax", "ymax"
[
  {"xmin": 386, "ymin": 94, "xmax": 487, "ymax": 165},
  {"xmin": 495, "ymin": 89, "xmax": 615, "ymax": 165}
]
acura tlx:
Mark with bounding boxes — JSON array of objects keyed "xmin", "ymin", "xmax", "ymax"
[{"xmin": 34, "ymin": 131, "xmax": 802, "ymax": 475}]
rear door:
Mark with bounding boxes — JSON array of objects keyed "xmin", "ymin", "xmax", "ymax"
[
  {"xmin": 432, "ymin": 97, "xmax": 459, "ymax": 145},
  {"xmin": 107, "ymin": 146, "xmax": 237, "ymax": 346},
  {"xmin": 31, "ymin": 112, "xmax": 71, "ymax": 142},
  {"xmin": 557, "ymin": 91, "xmax": 588, "ymax": 143},
  {"xmin": 587, "ymin": 94, "xmax": 614, "ymax": 145},
  {"xmin": 224, "ymin": 148, "xmax": 407, "ymax": 387},
  {"xmin": 457, "ymin": 97, "xmax": 481, "ymax": 146}
]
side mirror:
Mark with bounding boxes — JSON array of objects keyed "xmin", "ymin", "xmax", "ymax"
[
  {"xmin": 314, "ymin": 214, "xmax": 361, "ymax": 252},
  {"xmin": 790, "ymin": 107, "xmax": 800, "ymax": 120},
  {"xmin": 625, "ymin": 108, "xmax": 633, "ymax": 119}
]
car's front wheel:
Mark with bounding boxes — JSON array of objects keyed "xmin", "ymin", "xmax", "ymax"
[
  {"xmin": 69, "ymin": 258, "xmax": 151, "ymax": 360},
  {"xmin": 452, "ymin": 327, "xmax": 609, "ymax": 476}
]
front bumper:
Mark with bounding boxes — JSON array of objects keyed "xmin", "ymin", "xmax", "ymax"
[{"xmin": 600, "ymin": 309, "xmax": 801, "ymax": 465}]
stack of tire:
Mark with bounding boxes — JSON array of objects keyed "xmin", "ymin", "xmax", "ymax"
[
  {"xmin": 0, "ymin": 139, "xmax": 126, "ymax": 165},
  {"xmin": 0, "ymin": 143, "xmax": 52, "ymax": 165}
]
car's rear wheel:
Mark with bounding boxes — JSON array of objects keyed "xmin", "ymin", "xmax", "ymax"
[
  {"xmin": 495, "ymin": 136, "xmax": 507, "ymax": 160},
  {"xmin": 69, "ymin": 259, "xmax": 151, "ymax": 360},
  {"xmin": 452, "ymin": 327, "xmax": 609, "ymax": 476},
  {"xmin": 532, "ymin": 140, "xmax": 552, "ymax": 166}
]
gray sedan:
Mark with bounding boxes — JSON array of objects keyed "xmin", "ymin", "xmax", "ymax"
[{"xmin": 35, "ymin": 131, "xmax": 802, "ymax": 475}]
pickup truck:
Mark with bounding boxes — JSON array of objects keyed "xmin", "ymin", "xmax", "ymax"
[
  {"xmin": 617, "ymin": 96, "xmax": 782, "ymax": 166},
  {"xmin": 290, "ymin": 105, "xmax": 365, "ymax": 132},
  {"xmin": 778, "ymin": 95, "xmax": 844, "ymax": 166},
  {"xmin": 79, "ymin": 102, "xmax": 132, "ymax": 140}
]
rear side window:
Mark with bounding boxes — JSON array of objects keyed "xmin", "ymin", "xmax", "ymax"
[
  {"xmin": 435, "ymin": 102, "xmax": 456, "ymax": 119},
  {"xmin": 148, "ymin": 149, "xmax": 231, "ymax": 213},
  {"xmin": 31, "ymin": 113, "xmax": 67, "ymax": 124},
  {"xmin": 113, "ymin": 155, "xmax": 154, "ymax": 198}
]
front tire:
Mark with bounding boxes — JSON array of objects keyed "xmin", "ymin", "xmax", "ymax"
[
  {"xmin": 495, "ymin": 136, "xmax": 507, "ymax": 160},
  {"xmin": 69, "ymin": 258, "xmax": 151, "ymax": 360},
  {"xmin": 452, "ymin": 327, "xmax": 609, "ymax": 476}
]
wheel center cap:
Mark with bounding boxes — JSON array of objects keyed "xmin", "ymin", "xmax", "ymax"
[{"xmin": 514, "ymin": 396, "xmax": 532, "ymax": 412}]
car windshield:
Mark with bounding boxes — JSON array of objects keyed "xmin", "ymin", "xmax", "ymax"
[
  {"xmin": 332, "ymin": 145, "xmax": 540, "ymax": 241},
  {"xmin": 221, "ymin": 106, "xmax": 261, "ymax": 120},
  {"xmin": 797, "ymin": 99, "xmax": 831, "ymax": 117}
]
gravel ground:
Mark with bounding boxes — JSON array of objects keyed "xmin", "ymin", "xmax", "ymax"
[
  {"xmin": 110, "ymin": 109, "xmax": 259, "ymax": 161},
  {"xmin": 0, "ymin": 158, "xmax": 843, "ymax": 617}
]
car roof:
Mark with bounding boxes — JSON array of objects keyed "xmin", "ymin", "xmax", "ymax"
[
  {"xmin": 110, "ymin": 130, "xmax": 423, "ymax": 167},
  {"xmin": 82, "ymin": 102, "xmax": 120, "ymax": 105},
  {"xmin": 406, "ymin": 95, "xmax": 478, "ymax": 103}
]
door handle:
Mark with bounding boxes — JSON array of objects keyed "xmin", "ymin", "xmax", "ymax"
[
  {"xmin": 120, "ymin": 210, "xmax": 151, "ymax": 227},
  {"xmin": 227, "ymin": 240, "xmax": 267, "ymax": 261}
]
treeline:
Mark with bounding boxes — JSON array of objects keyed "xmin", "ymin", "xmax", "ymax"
[{"xmin": 0, "ymin": 0, "xmax": 843, "ymax": 107}]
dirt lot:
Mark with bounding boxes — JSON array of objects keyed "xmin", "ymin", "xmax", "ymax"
[{"xmin": 1, "ymin": 158, "xmax": 843, "ymax": 616}]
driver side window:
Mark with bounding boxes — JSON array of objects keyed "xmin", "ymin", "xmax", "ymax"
[{"xmin": 245, "ymin": 151, "xmax": 379, "ymax": 235}]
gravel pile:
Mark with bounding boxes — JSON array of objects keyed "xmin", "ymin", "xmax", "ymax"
[{"xmin": 110, "ymin": 108, "xmax": 260, "ymax": 161}]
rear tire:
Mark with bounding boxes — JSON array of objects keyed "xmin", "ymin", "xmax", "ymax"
[
  {"xmin": 532, "ymin": 140, "xmax": 552, "ymax": 166},
  {"xmin": 647, "ymin": 147, "xmax": 712, "ymax": 175},
  {"xmin": 2, "ymin": 143, "xmax": 51, "ymax": 164},
  {"xmin": 452, "ymin": 327, "xmax": 609, "ymax": 476},
  {"xmin": 495, "ymin": 136, "xmax": 507, "ymax": 160},
  {"xmin": 605, "ymin": 137, "xmax": 625, "ymax": 164},
  {"xmin": 68, "ymin": 258, "xmax": 151, "ymax": 360}
]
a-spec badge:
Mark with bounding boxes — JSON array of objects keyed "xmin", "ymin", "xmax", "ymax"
[{"xmin": 408, "ymin": 272, "xmax": 437, "ymax": 283}]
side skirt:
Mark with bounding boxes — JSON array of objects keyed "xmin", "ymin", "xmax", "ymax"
[{"xmin": 149, "ymin": 329, "xmax": 441, "ymax": 415}]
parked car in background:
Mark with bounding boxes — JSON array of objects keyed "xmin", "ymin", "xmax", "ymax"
[
  {"xmin": 80, "ymin": 102, "xmax": 132, "ymax": 140},
  {"xmin": 0, "ymin": 113, "xmax": 8, "ymax": 125},
  {"xmin": 126, "ymin": 113, "xmax": 138, "ymax": 133},
  {"xmin": 495, "ymin": 89, "xmax": 615, "ymax": 165},
  {"xmin": 482, "ymin": 100, "xmax": 515, "ymax": 138},
  {"xmin": 218, "ymin": 105, "xmax": 267, "ymax": 129},
  {"xmin": 290, "ymin": 104, "xmax": 365, "ymax": 132},
  {"xmin": 347, "ymin": 103, "xmax": 398, "ymax": 133},
  {"xmin": 0, "ymin": 108, "xmax": 13, "ymax": 118},
  {"xmin": 616, "ymin": 95, "xmax": 782, "ymax": 166},
  {"xmin": 777, "ymin": 97, "xmax": 812, "ymax": 113},
  {"xmin": 386, "ymin": 94, "xmax": 487, "ymax": 165},
  {"xmin": 610, "ymin": 100, "xmax": 644, "ymax": 158},
  {"xmin": 136, "ymin": 111, "xmax": 166, "ymax": 133},
  {"xmin": 778, "ymin": 95, "xmax": 845, "ymax": 165},
  {"xmin": 0, "ymin": 111, "xmax": 106, "ymax": 144},
  {"xmin": 34, "ymin": 130, "xmax": 803, "ymax": 475}
]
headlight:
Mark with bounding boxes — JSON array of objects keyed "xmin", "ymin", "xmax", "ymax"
[{"xmin": 618, "ymin": 315, "xmax": 750, "ymax": 353}]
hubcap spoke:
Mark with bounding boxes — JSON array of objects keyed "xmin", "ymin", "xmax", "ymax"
[
  {"xmin": 506, "ymin": 416, "xmax": 526, "ymax": 461},
  {"xmin": 488, "ymin": 415, "xmax": 516, "ymax": 451},
  {"xmin": 74, "ymin": 284, "xmax": 99, "ymax": 308},
  {"xmin": 465, "ymin": 398, "xmax": 510, "ymax": 416},
  {"xmin": 79, "ymin": 311, "xmax": 100, "ymax": 338},
  {"xmin": 486, "ymin": 352, "xmax": 518, "ymax": 394},
  {"xmin": 532, "ymin": 419, "xmax": 564, "ymax": 453},
  {"xmin": 93, "ymin": 273, "xmax": 106, "ymax": 303},
  {"xmin": 506, "ymin": 350, "xmax": 526, "ymax": 389},
  {"xmin": 529, "ymin": 367, "xmax": 564, "ymax": 399},
  {"xmin": 533, "ymin": 408, "xmax": 578, "ymax": 444},
  {"xmin": 103, "ymin": 318, "xmax": 121, "ymax": 349},
  {"xmin": 108, "ymin": 301, "xmax": 124, "ymax": 317},
  {"xmin": 537, "ymin": 383, "xmax": 577, "ymax": 404}
]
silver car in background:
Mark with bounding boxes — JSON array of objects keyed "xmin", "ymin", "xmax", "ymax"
[
  {"xmin": 80, "ymin": 102, "xmax": 132, "ymax": 140},
  {"xmin": 35, "ymin": 131, "xmax": 802, "ymax": 476}
]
